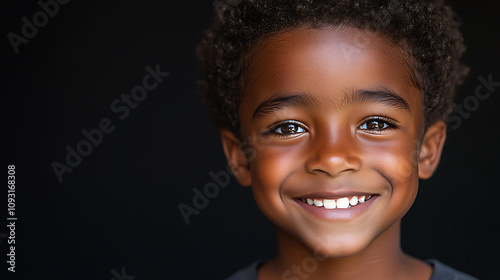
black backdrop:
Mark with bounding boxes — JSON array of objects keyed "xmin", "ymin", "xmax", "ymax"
[{"xmin": 2, "ymin": 1, "xmax": 500, "ymax": 279}]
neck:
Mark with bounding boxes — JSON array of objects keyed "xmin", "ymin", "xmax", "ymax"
[{"xmin": 260, "ymin": 221, "xmax": 428, "ymax": 280}]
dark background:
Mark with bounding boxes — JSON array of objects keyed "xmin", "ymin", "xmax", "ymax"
[{"xmin": 2, "ymin": 0, "xmax": 499, "ymax": 279}]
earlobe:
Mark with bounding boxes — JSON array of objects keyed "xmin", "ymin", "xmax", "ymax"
[
  {"xmin": 418, "ymin": 120, "xmax": 447, "ymax": 179},
  {"xmin": 220, "ymin": 129, "xmax": 252, "ymax": 186}
]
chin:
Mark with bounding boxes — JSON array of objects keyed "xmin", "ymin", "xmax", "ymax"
[
  {"xmin": 301, "ymin": 232, "xmax": 373, "ymax": 259},
  {"xmin": 309, "ymin": 242, "xmax": 368, "ymax": 259}
]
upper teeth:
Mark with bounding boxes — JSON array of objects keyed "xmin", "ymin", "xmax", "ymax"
[{"xmin": 301, "ymin": 195, "xmax": 371, "ymax": 209}]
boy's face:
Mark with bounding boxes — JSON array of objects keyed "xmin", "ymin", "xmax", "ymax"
[{"xmin": 222, "ymin": 27, "xmax": 446, "ymax": 257}]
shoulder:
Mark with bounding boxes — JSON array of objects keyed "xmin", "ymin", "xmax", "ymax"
[
  {"xmin": 427, "ymin": 259, "xmax": 478, "ymax": 280},
  {"xmin": 225, "ymin": 259, "xmax": 266, "ymax": 280}
]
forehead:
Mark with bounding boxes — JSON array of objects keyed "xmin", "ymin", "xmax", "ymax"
[{"xmin": 240, "ymin": 26, "xmax": 422, "ymax": 112}]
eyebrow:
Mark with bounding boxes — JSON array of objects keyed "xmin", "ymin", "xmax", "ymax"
[
  {"xmin": 253, "ymin": 94, "xmax": 318, "ymax": 120},
  {"xmin": 252, "ymin": 88, "xmax": 410, "ymax": 120},
  {"xmin": 344, "ymin": 88, "xmax": 411, "ymax": 112}
]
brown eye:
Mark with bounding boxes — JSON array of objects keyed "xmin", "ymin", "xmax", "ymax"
[
  {"xmin": 281, "ymin": 123, "xmax": 298, "ymax": 133},
  {"xmin": 359, "ymin": 118, "xmax": 398, "ymax": 131},
  {"xmin": 271, "ymin": 121, "xmax": 306, "ymax": 135},
  {"xmin": 366, "ymin": 120, "xmax": 385, "ymax": 130}
]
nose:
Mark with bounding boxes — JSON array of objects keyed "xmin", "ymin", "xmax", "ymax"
[{"xmin": 305, "ymin": 126, "xmax": 361, "ymax": 177}]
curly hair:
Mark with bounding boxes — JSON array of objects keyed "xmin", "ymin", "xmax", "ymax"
[{"xmin": 197, "ymin": 0, "xmax": 468, "ymax": 137}]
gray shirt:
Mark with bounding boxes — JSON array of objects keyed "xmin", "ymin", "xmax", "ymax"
[{"xmin": 225, "ymin": 259, "xmax": 478, "ymax": 280}]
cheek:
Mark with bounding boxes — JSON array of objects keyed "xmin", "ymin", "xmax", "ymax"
[
  {"xmin": 365, "ymin": 138, "xmax": 420, "ymax": 210},
  {"xmin": 376, "ymin": 146, "xmax": 419, "ymax": 182},
  {"xmin": 250, "ymin": 145, "xmax": 303, "ymax": 213},
  {"xmin": 362, "ymin": 130, "xmax": 419, "ymax": 177}
]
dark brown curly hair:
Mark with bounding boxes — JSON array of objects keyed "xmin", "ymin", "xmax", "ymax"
[{"xmin": 197, "ymin": 0, "xmax": 468, "ymax": 137}]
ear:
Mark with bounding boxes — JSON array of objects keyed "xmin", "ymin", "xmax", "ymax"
[
  {"xmin": 220, "ymin": 129, "xmax": 252, "ymax": 186},
  {"xmin": 418, "ymin": 120, "xmax": 447, "ymax": 179}
]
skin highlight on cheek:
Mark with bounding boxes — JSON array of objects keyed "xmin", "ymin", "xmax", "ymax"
[{"xmin": 396, "ymin": 148, "xmax": 420, "ymax": 179}]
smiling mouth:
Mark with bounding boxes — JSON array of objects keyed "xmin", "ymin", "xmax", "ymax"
[{"xmin": 299, "ymin": 195, "xmax": 375, "ymax": 209}]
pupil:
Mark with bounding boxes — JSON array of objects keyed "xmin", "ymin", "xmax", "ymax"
[
  {"xmin": 283, "ymin": 124, "xmax": 297, "ymax": 133},
  {"xmin": 369, "ymin": 121, "xmax": 381, "ymax": 129}
]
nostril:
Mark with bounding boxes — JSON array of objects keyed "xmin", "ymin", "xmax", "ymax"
[{"xmin": 305, "ymin": 154, "xmax": 361, "ymax": 175}]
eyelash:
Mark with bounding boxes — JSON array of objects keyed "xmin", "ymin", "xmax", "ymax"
[
  {"xmin": 264, "ymin": 120, "xmax": 307, "ymax": 138},
  {"xmin": 358, "ymin": 116, "xmax": 400, "ymax": 133},
  {"xmin": 264, "ymin": 116, "xmax": 400, "ymax": 137}
]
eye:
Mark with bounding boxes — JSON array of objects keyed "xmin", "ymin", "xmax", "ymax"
[
  {"xmin": 266, "ymin": 120, "xmax": 307, "ymax": 137},
  {"xmin": 358, "ymin": 117, "xmax": 399, "ymax": 132}
]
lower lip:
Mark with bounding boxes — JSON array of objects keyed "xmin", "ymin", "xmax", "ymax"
[{"xmin": 294, "ymin": 196, "xmax": 379, "ymax": 221}]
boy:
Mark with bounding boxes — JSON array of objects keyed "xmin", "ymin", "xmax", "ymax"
[{"xmin": 197, "ymin": 0, "xmax": 476, "ymax": 279}]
